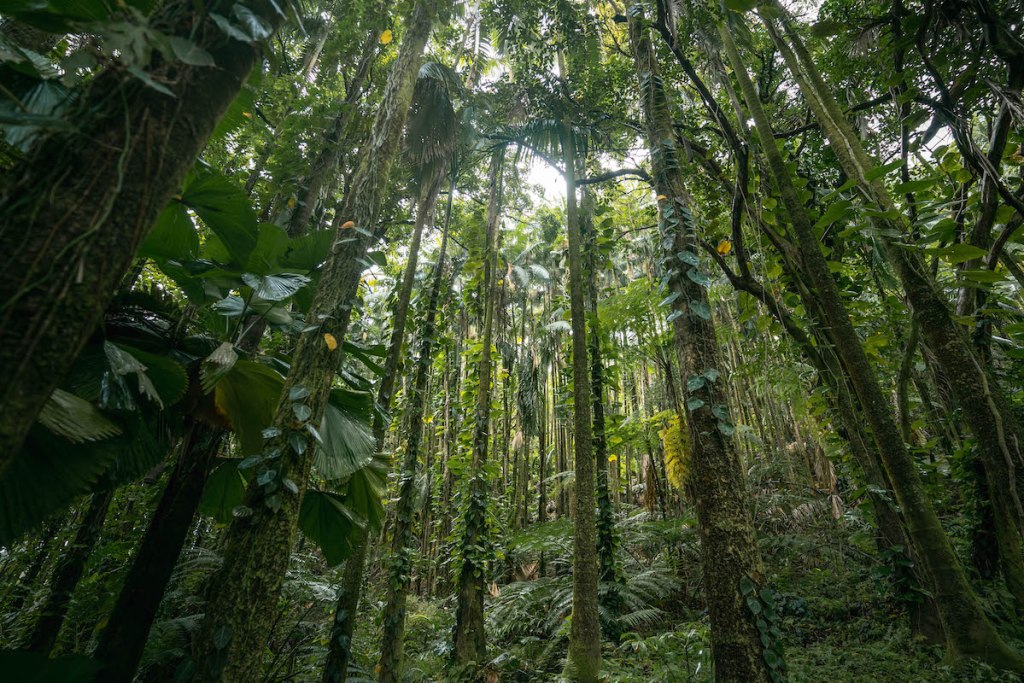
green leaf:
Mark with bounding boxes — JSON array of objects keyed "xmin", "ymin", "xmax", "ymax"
[
  {"xmin": 246, "ymin": 223, "xmax": 290, "ymax": 274},
  {"xmin": 724, "ymin": 0, "xmax": 757, "ymax": 12},
  {"xmin": 139, "ymin": 203, "xmax": 198, "ymax": 261},
  {"xmin": 201, "ymin": 341, "xmax": 239, "ymax": 393},
  {"xmin": 314, "ymin": 389, "xmax": 376, "ymax": 480},
  {"xmin": 281, "ymin": 229, "xmax": 335, "ymax": 271},
  {"xmin": 214, "ymin": 360, "xmax": 284, "ymax": 454},
  {"xmin": 117, "ymin": 344, "xmax": 189, "ymax": 407},
  {"xmin": 37, "ymin": 389, "xmax": 122, "ymax": 443},
  {"xmin": 0, "ymin": 650, "xmax": 100, "ymax": 683},
  {"xmin": 240, "ymin": 272, "xmax": 311, "ymax": 301},
  {"xmin": 814, "ymin": 200, "xmax": 853, "ymax": 230},
  {"xmin": 168, "ymin": 36, "xmax": 215, "ymax": 66},
  {"xmin": 687, "ymin": 375, "xmax": 706, "ymax": 392},
  {"xmin": 181, "ymin": 171, "xmax": 259, "ymax": 266},
  {"xmin": 299, "ymin": 489, "xmax": 362, "ymax": 566},
  {"xmin": 199, "ymin": 458, "xmax": 248, "ymax": 523},
  {"xmin": 686, "ymin": 398, "xmax": 705, "ymax": 411},
  {"xmin": 925, "ymin": 243, "xmax": 988, "ymax": 264}
]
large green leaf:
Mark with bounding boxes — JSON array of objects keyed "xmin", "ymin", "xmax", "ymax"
[
  {"xmin": 181, "ymin": 172, "xmax": 259, "ymax": 267},
  {"xmin": 198, "ymin": 458, "xmax": 247, "ymax": 523},
  {"xmin": 214, "ymin": 360, "xmax": 283, "ymax": 454},
  {"xmin": 313, "ymin": 389, "xmax": 376, "ymax": 480},
  {"xmin": 298, "ymin": 489, "xmax": 362, "ymax": 566},
  {"xmin": 37, "ymin": 389, "xmax": 122, "ymax": 443},
  {"xmin": 240, "ymin": 272, "xmax": 311, "ymax": 301},
  {"xmin": 245, "ymin": 223, "xmax": 290, "ymax": 275},
  {"xmin": 118, "ymin": 344, "xmax": 189, "ymax": 407},
  {"xmin": 341, "ymin": 452, "xmax": 388, "ymax": 533},
  {"xmin": 280, "ymin": 229, "xmax": 335, "ymax": 271},
  {"xmin": 0, "ymin": 650, "xmax": 100, "ymax": 683},
  {"xmin": 139, "ymin": 204, "xmax": 198, "ymax": 261},
  {"xmin": 0, "ymin": 416, "xmax": 163, "ymax": 545}
]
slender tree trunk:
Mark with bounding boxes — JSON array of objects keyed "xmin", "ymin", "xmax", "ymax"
[
  {"xmin": 761, "ymin": 8, "xmax": 1024, "ymax": 606},
  {"xmin": 287, "ymin": 30, "xmax": 380, "ymax": 236},
  {"xmin": 378, "ymin": 188, "xmax": 451, "ymax": 683},
  {"xmin": 452, "ymin": 150, "xmax": 503, "ymax": 670},
  {"xmin": 191, "ymin": 4, "xmax": 436, "ymax": 678},
  {"xmin": 582, "ymin": 190, "xmax": 618, "ymax": 587},
  {"xmin": 0, "ymin": 0, "xmax": 287, "ymax": 470},
  {"xmin": 27, "ymin": 489, "xmax": 113, "ymax": 655},
  {"xmin": 560, "ymin": 112, "xmax": 602, "ymax": 681},
  {"xmin": 720, "ymin": 21, "xmax": 1024, "ymax": 672},
  {"xmin": 92, "ymin": 422, "xmax": 222, "ymax": 682},
  {"xmin": 630, "ymin": 17, "xmax": 774, "ymax": 682}
]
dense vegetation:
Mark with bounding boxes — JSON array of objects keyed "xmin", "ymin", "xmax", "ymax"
[{"xmin": 1, "ymin": 0, "xmax": 1023, "ymax": 680}]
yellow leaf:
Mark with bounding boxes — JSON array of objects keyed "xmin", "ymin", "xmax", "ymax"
[
  {"xmin": 716, "ymin": 239, "xmax": 732, "ymax": 255},
  {"xmin": 656, "ymin": 194, "xmax": 668, "ymax": 201},
  {"xmin": 341, "ymin": 220, "xmax": 355, "ymax": 229},
  {"xmin": 242, "ymin": 111, "xmax": 253, "ymax": 119},
  {"xmin": 324, "ymin": 333, "xmax": 338, "ymax": 351},
  {"xmin": 287, "ymin": 196, "xmax": 297, "ymax": 209},
  {"xmin": 608, "ymin": 454, "xmax": 618, "ymax": 463},
  {"xmin": 379, "ymin": 29, "xmax": 393, "ymax": 45}
]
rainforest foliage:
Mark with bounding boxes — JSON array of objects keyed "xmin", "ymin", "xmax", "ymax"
[{"xmin": 1, "ymin": 0, "xmax": 1024, "ymax": 680}]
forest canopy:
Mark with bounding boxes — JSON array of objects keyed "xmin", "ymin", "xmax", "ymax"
[{"xmin": 1, "ymin": 0, "xmax": 1024, "ymax": 681}]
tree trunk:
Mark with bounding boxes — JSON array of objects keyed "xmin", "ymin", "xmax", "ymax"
[
  {"xmin": 27, "ymin": 488, "xmax": 113, "ymax": 655},
  {"xmin": 0, "ymin": 0, "xmax": 287, "ymax": 472},
  {"xmin": 560, "ymin": 110, "xmax": 602, "ymax": 681},
  {"xmin": 452, "ymin": 150, "xmax": 503, "ymax": 670},
  {"xmin": 190, "ymin": 4, "xmax": 436, "ymax": 678},
  {"xmin": 630, "ymin": 16, "xmax": 774, "ymax": 682},
  {"xmin": 377, "ymin": 182, "xmax": 450, "ymax": 683},
  {"xmin": 92, "ymin": 422, "xmax": 222, "ymax": 682},
  {"xmin": 720, "ymin": 21, "xmax": 1024, "ymax": 672}
]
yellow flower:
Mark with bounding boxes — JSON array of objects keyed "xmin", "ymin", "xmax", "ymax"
[
  {"xmin": 608, "ymin": 454, "xmax": 618, "ymax": 463},
  {"xmin": 716, "ymin": 239, "xmax": 732, "ymax": 255},
  {"xmin": 379, "ymin": 29, "xmax": 393, "ymax": 45},
  {"xmin": 324, "ymin": 333, "xmax": 338, "ymax": 351}
]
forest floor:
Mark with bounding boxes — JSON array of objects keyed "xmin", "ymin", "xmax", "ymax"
[{"xmin": 324, "ymin": 504, "xmax": 1024, "ymax": 683}]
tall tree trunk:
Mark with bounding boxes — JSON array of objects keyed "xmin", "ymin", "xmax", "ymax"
[
  {"xmin": 629, "ymin": 16, "xmax": 774, "ymax": 682},
  {"xmin": 92, "ymin": 421, "xmax": 223, "ymax": 682},
  {"xmin": 0, "ymin": 0, "xmax": 287, "ymax": 471},
  {"xmin": 560, "ymin": 111, "xmax": 602, "ymax": 681},
  {"xmin": 322, "ymin": 168, "xmax": 447, "ymax": 683},
  {"xmin": 26, "ymin": 489, "xmax": 113, "ymax": 655},
  {"xmin": 287, "ymin": 30, "xmax": 380, "ymax": 236},
  {"xmin": 191, "ymin": 4, "xmax": 436, "ymax": 679},
  {"xmin": 760, "ymin": 7, "xmax": 1024, "ymax": 608},
  {"xmin": 452, "ymin": 150, "xmax": 503, "ymax": 670},
  {"xmin": 719, "ymin": 21, "xmax": 1024, "ymax": 672},
  {"xmin": 377, "ymin": 184, "xmax": 450, "ymax": 683}
]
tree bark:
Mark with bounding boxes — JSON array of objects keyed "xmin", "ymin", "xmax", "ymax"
[
  {"xmin": 190, "ymin": 3, "xmax": 436, "ymax": 678},
  {"xmin": 631, "ymin": 17, "xmax": 774, "ymax": 682},
  {"xmin": 559, "ymin": 105, "xmax": 602, "ymax": 681},
  {"xmin": 92, "ymin": 421, "xmax": 222, "ymax": 682},
  {"xmin": 0, "ymin": 0, "xmax": 286, "ymax": 473},
  {"xmin": 452, "ymin": 150, "xmax": 503, "ymax": 670},
  {"xmin": 720, "ymin": 20, "xmax": 1024, "ymax": 672}
]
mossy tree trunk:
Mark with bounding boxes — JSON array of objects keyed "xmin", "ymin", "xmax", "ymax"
[
  {"xmin": 0, "ymin": 0, "xmax": 286, "ymax": 473},
  {"xmin": 190, "ymin": 4, "xmax": 436, "ymax": 679},
  {"xmin": 760, "ymin": 7, "xmax": 1024, "ymax": 609},
  {"xmin": 26, "ymin": 488, "xmax": 113, "ymax": 655},
  {"xmin": 378, "ymin": 180, "xmax": 450, "ymax": 683},
  {"xmin": 452, "ymin": 150, "xmax": 503, "ymax": 671},
  {"xmin": 629, "ymin": 15, "xmax": 775, "ymax": 682},
  {"xmin": 719, "ymin": 19, "xmax": 1024, "ymax": 673}
]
